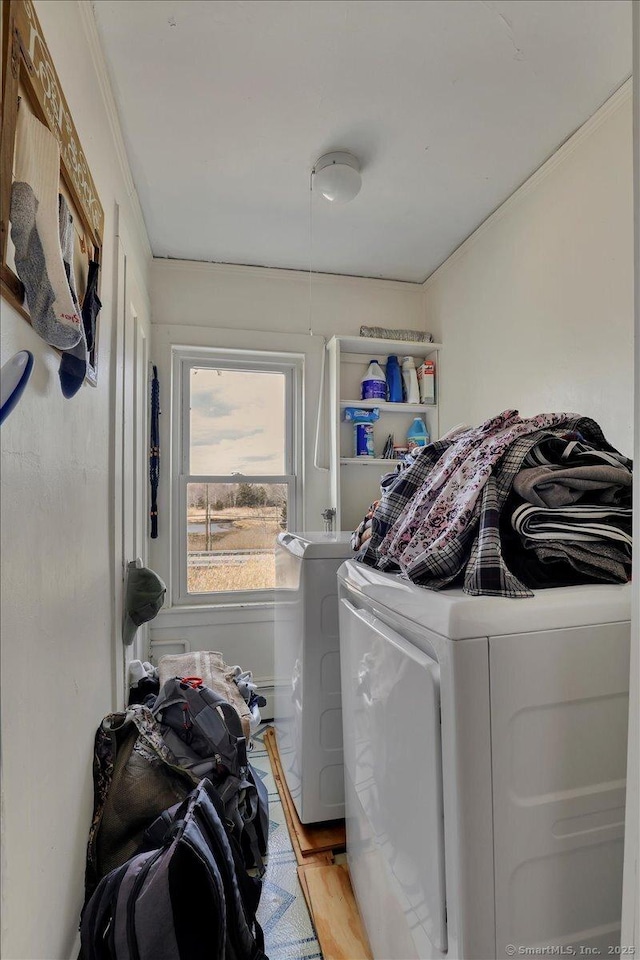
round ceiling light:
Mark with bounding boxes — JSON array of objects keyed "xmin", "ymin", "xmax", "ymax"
[{"xmin": 312, "ymin": 151, "xmax": 362, "ymax": 204}]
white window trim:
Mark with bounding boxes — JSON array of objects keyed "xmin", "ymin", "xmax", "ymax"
[{"xmin": 171, "ymin": 346, "xmax": 304, "ymax": 607}]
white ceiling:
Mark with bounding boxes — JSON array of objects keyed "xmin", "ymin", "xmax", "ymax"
[{"xmin": 93, "ymin": 0, "xmax": 631, "ymax": 283}]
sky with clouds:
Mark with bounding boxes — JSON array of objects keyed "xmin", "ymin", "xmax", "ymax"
[{"xmin": 190, "ymin": 368, "xmax": 286, "ymax": 475}]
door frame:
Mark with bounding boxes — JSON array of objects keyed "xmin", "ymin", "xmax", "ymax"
[{"xmin": 111, "ymin": 207, "xmax": 152, "ymax": 708}]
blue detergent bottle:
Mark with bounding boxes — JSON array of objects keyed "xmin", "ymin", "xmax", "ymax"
[
  {"xmin": 385, "ymin": 355, "xmax": 403, "ymax": 403},
  {"xmin": 407, "ymin": 417, "xmax": 429, "ymax": 449}
]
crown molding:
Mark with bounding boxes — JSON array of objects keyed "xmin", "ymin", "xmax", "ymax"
[
  {"xmin": 423, "ymin": 78, "xmax": 632, "ymax": 290},
  {"xmin": 77, "ymin": 0, "xmax": 152, "ymax": 262},
  {"xmin": 151, "ymin": 256, "xmax": 424, "ymax": 293}
]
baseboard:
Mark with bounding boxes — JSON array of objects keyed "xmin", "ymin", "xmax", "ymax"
[{"xmin": 255, "ymin": 676, "xmax": 288, "ymax": 724}]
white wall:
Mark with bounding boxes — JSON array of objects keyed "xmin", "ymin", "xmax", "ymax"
[
  {"xmin": 423, "ymin": 85, "xmax": 637, "ymax": 939},
  {"xmin": 0, "ymin": 2, "xmax": 151, "ymax": 957},
  {"xmin": 149, "ymin": 260, "xmax": 427, "ymax": 701},
  {"xmin": 150, "ymin": 257, "xmax": 431, "ymax": 340},
  {"xmin": 424, "ymin": 82, "xmax": 633, "ymax": 456}
]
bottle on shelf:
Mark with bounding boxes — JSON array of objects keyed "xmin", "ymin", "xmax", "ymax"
[
  {"xmin": 385, "ymin": 355, "xmax": 403, "ymax": 403},
  {"xmin": 401, "ymin": 356, "xmax": 420, "ymax": 404},
  {"xmin": 417, "ymin": 359, "xmax": 436, "ymax": 404},
  {"xmin": 361, "ymin": 359, "xmax": 387, "ymax": 400},
  {"xmin": 355, "ymin": 422, "xmax": 375, "ymax": 457},
  {"xmin": 407, "ymin": 417, "xmax": 429, "ymax": 450}
]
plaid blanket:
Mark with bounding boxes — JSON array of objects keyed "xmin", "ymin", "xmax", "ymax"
[{"xmin": 358, "ymin": 411, "xmax": 622, "ymax": 598}]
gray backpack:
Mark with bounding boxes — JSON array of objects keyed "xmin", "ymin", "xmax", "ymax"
[
  {"xmin": 80, "ymin": 779, "xmax": 268, "ymax": 960},
  {"xmin": 152, "ymin": 676, "xmax": 268, "ymax": 875}
]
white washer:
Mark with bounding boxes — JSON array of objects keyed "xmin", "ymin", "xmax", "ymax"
[
  {"xmin": 274, "ymin": 531, "xmax": 354, "ymax": 824},
  {"xmin": 338, "ymin": 559, "xmax": 631, "ymax": 960}
]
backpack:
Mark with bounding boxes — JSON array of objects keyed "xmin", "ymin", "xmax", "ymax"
[
  {"xmin": 152, "ymin": 676, "xmax": 269, "ymax": 875},
  {"xmin": 84, "ymin": 705, "xmax": 198, "ymax": 903},
  {"xmin": 80, "ymin": 779, "xmax": 268, "ymax": 960}
]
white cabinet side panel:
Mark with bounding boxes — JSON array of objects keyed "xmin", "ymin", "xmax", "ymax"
[{"xmin": 490, "ymin": 622, "xmax": 630, "ymax": 957}]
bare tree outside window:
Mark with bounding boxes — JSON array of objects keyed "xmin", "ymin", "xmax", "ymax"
[{"xmin": 183, "ymin": 364, "xmax": 296, "ymax": 597}]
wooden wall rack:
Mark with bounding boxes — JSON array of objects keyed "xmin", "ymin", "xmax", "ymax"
[{"xmin": 0, "ymin": 0, "xmax": 104, "ymax": 384}]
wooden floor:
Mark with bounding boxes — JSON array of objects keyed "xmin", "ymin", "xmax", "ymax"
[{"xmin": 264, "ymin": 728, "xmax": 372, "ymax": 960}]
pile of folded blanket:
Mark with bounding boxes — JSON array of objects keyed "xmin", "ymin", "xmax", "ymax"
[
  {"xmin": 501, "ymin": 434, "xmax": 632, "ymax": 588},
  {"xmin": 356, "ymin": 409, "xmax": 632, "ymax": 598}
]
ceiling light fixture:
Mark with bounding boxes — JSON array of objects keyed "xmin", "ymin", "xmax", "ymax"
[{"xmin": 312, "ymin": 151, "xmax": 362, "ymax": 204}]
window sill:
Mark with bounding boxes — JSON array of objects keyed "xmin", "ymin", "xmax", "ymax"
[{"xmin": 153, "ymin": 601, "xmax": 283, "ymax": 628}]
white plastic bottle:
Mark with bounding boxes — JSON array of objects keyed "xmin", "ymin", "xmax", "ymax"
[
  {"xmin": 361, "ymin": 359, "xmax": 387, "ymax": 400},
  {"xmin": 401, "ymin": 357, "xmax": 419, "ymax": 404}
]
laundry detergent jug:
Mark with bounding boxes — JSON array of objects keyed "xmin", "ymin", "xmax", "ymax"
[
  {"xmin": 361, "ymin": 360, "xmax": 387, "ymax": 401},
  {"xmin": 407, "ymin": 417, "xmax": 429, "ymax": 450}
]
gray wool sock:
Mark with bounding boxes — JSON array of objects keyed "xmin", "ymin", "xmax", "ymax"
[
  {"xmin": 10, "ymin": 107, "xmax": 82, "ymax": 350},
  {"xmin": 58, "ymin": 195, "xmax": 87, "ymax": 398}
]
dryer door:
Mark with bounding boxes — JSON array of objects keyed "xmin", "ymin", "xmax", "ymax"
[{"xmin": 340, "ymin": 597, "xmax": 447, "ymax": 959}]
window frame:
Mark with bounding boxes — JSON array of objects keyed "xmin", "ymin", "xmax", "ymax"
[{"xmin": 172, "ymin": 346, "xmax": 303, "ymax": 606}]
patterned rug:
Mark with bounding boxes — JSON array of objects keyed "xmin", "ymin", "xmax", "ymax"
[{"xmin": 252, "ymin": 725, "xmax": 323, "ymax": 960}]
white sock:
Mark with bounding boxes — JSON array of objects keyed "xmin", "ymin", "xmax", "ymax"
[
  {"xmin": 10, "ymin": 106, "xmax": 82, "ymax": 350},
  {"xmin": 58, "ymin": 195, "xmax": 87, "ymax": 397}
]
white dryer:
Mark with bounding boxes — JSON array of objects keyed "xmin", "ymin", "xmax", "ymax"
[
  {"xmin": 338, "ymin": 559, "xmax": 631, "ymax": 960},
  {"xmin": 274, "ymin": 531, "xmax": 354, "ymax": 823}
]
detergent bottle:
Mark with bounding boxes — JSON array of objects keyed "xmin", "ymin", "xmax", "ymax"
[
  {"xmin": 407, "ymin": 417, "xmax": 429, "ymax": 450},
  {"xmin": 401, "ymin": 357, "xmax": 420, "ymax": 404},
  {"xmin": 361, "ymin": 360, "xmax": 387, "ymax": 400},
  {"xmin": 385, "ymin": 355, "xmax": 403, "ymax": 403}
]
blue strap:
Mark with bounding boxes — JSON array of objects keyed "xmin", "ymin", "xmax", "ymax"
[{"xmin": 149, "ymin": 365, "xmax": 160, "ymax": 538}]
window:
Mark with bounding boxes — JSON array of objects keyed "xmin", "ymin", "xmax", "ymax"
[{"xmin": 174, "ymin": 349, "xmax": 302, "ymax": 604}]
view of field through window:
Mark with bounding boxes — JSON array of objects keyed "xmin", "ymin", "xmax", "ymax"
[
  {"xmin": 187, "ymin": 482, "xmax": 287, "ymax": 593},
  {"xmin": 187, "ymin": 366, "xmax": 289, "ymax": 594}
]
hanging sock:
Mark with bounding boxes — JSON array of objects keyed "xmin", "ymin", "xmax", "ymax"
[
  {"xmin": 10, "ymin": 106, "xmax": 82, "ymax": 350},
  {"xmin": 58, "ymin": 195, "xmax": 88, "ymax": 398},
  {"xmin": 81, "ymin": 259, "xmax": 102, "ymax": 355},
  {"xmin": 59, "ymin": 195, "xmax": 80, "ymax": 306}
]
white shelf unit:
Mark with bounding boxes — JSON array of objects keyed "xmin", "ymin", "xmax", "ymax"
[
  {"xmin": 339, "ymin": 399, "xmax": 436, "ymax": 413},
  {"xmin": 328, "ymin": 335, "xmax": 441, "ymax": 532},
  {"xmin": 340, "ymin": 457, "xmax": 399, "ymax": 465}
]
